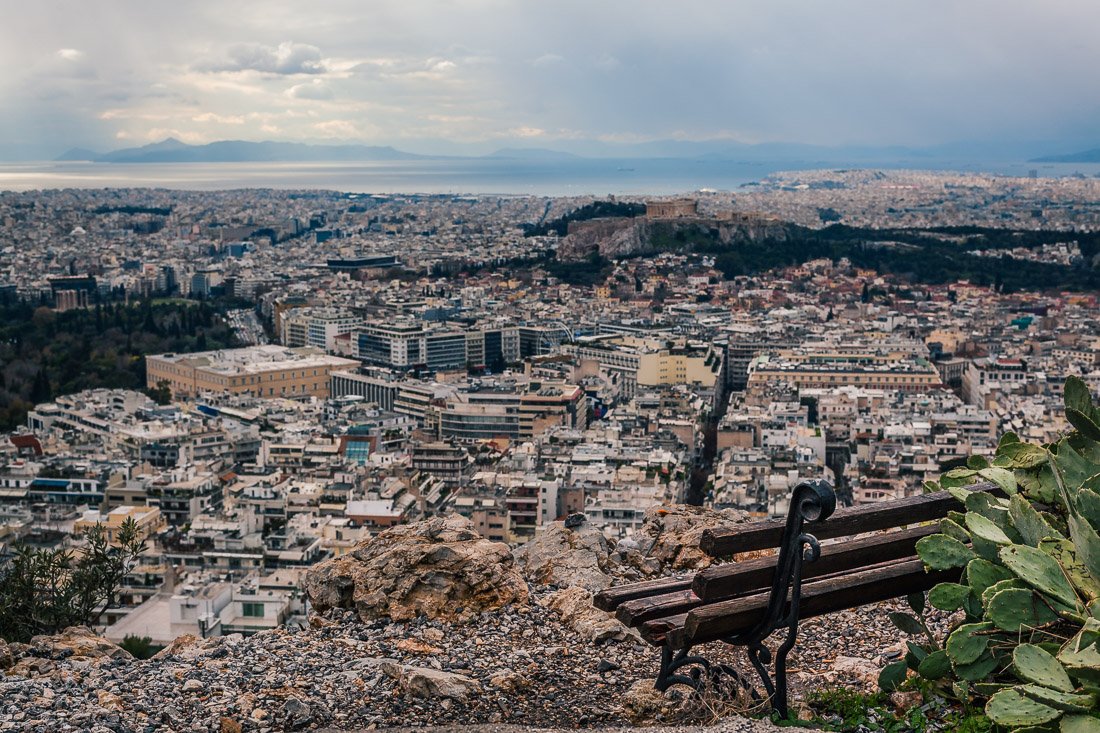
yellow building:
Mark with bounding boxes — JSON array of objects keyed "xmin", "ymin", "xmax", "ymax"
[
  {"xmin": 746, "ymin": 349, "xmax": 943, "ymax": 395},
  {"xmin": 146, "ymin": 345, "xmax": 360, "ymax": 400},
  {"xmin": 74, "ymin": 505, "xmax": 166, "ymax": 544}
]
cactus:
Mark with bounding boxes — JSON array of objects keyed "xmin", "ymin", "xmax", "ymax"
[
  {"xmin": 987, "ymin": 587, "xmax": 1060, "ymax": 632},
  {"xmin": 916, "ymin": 533, "xmax": 976, "ymax": 570},
  {"xmin": 945, "ymin": 621, "xmax": 993, "ymax": 665},
  {"xmin": 940, "ymin": 517, "xmax": 971, "ymax": 543},
  {"xmin": 982, "ymin": 578, "xmax": 1028, "ymax": 608},
  {"xmin": 968, "ymin": 512, "xmax": 1014, "ymax": 545},
  {"xmin": 967, "ymin": 557, "xmax": 1015, "ymax": 598},
  {"xmin": 1058, "ymin": 644, "xmax": 1100, "ymax": 685},
  {"xmin": 1065, "ymin": 375, "xmax": 1100, "ymax": 441},
  {"xmin": 929, "ymin": 582, "xmax": 971, "ymax": 612},
  {"xmin": 1017, "ymin": 685, "xmax": 1096, "ymax": 713},
  {"xmin": 985, "ymin": 686, "xmax": 1060, "ymax": 726},
  {"xmin": 1013, "ymin": 644, "xmax": 1073, "ymax": 692},
  {"xmin": 999, "ymin": 544, "xmax": 1081, "ymax": 610},
  {"xmin": 917, "ymin": 649, "xmax": 952, "ymax": 680},
  {"xmin": 986, "ymin": 689, "xmax": 1061, "ymax": 727},
  {"xmin": 1060, "ymin": 714, "xmax": 1100, "ymax": 733},
  {"xmin": 1039, "ymin": 538, "xmax": 1100, "ymax": 602},
  {"xmin": 879, "ymin": 378, "xmax": 1100, "ymax": 733},
  {"xmin": 1011, "ymin": 493, "xmax": 1064, "ymax": 546}
]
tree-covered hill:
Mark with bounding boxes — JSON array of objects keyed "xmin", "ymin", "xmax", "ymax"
[{"xmin": 0, "ymin": 300, "xmax": 238, "ymax": 431}]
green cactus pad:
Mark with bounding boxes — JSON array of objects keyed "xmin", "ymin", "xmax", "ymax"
[
  {"xmin": 1039, "ymin": 538, "xmax": 1100, "ymax": 602},
  {"xmin": 982, "ymin": 578, "xmax": 1028, "ymax": 608},
  {"xmin": 929, "ymin": 582, "xmax": 972, "ymax": 612},
  {"xmin": 996, "ymin": 442, "xmax": 1050, "ymax": 469},
  {"xmin": 1058, "ymin": 644, "xmax": 1100, "ymax": 684},
  {"xmin": 980, "ymin": 466, "xmax": 1019, "ymax": 494},
  {"xmin": 940, "ymin": 518, "xmax": 971, "ymax": 543},
  {"xmin": 946, "ymin": 621, "xmax": 993, "ymax": 664},
  {"xmin": 968, "ymin": 557, "xmax": 1015, "ymax": 598},
  {"xmin": 1064, "ymin": 376, "xmax": 1100, "ymax": 441},
  {"xmin": 953, "ymin": 649, "xmax": 1001, "ymax": 681},
  {"xmin": 1013, "ymin": 493, "xmax": 1065, "ymax": 546},
  {"xmin": 986, "ymin": 688, "xmax": 1062, "ymax": 727},
  {"xmin": 968, "ymin": 512, "xmax": 1014, "ymax": 545},
  {"xmin": 1019, "ymin": 684, "xmax": 1097, "ymax": 713},
  {"xmin": 1067, "ymin": 513, "xmax": 1100, "ymax": 582},
  {"xmin": 1060, "ymin": 714, "xmax": 1100, "ymax": 733},
  {"xmin": 988, "ymin": 587, "xmax": 1060, "ymax": 632},
  {"xmin": 1000, "ymin": 544, "xmax": 1081, "ymax": 609},
  {"xmin": 916, "ymin": 533, "xmax": 976, "ymax": 570},
  {"xmin": 917, "ymin": 649, "xmax": 952, "ymax": 680},
  {"xmin": 1014, "ymin": 644, "xmax": 1074, "ymax": 692}
]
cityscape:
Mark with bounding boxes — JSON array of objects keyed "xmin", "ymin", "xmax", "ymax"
[{"xmin": 2, "ymin": 2, "xmax": 1100, "ymax": 733}]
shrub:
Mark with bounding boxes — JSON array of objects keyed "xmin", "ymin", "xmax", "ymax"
[
  {"xmin": 879, "ymin": 377, "xmax": 1100, "ymax": 732},
  {"xmin": 0, "ymin": 517, "xmax": 146, "ymax": 643}
]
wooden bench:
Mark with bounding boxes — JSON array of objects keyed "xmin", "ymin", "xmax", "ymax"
[{"xmin": 594, "ymin": 479, "xmax": 994, "ymax": 716}]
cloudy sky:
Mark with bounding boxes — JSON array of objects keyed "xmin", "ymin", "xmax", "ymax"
[{"xmin": 1, "ymin": 0, "xmax": 1098, "ymax": 158}]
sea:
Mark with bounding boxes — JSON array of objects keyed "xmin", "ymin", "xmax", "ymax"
[{"xmin": 0, "ymin": 158, "xmax": 1098, "ymax": 196}]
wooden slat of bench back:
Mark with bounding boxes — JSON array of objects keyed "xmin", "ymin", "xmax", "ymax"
[
  {"xmin": 700, "ymin": 483, "xmax": 996, "ymax": 557},
  {"xmin": 669, "ymin": 558, "xmax": 960, "ymax": 648},
  {"xmin": 611, "ymin": 525, "xmax": 939, "ymax": 627},
  {"xmin": 692, "ymin": 523, "xmax": 938, "ymax": 602}
]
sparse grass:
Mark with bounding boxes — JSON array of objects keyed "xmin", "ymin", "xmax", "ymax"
[{"xmin": 775, "ymin": 685, "xmax": 993, "ymax": 733}]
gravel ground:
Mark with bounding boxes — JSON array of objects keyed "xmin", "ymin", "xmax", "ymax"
[{"xmin": 0, "ymin": 590, "xmax": 924, "ymax": 732}]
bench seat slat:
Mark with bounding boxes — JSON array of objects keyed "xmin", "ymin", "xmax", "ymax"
[
  {"xmin": 593, "ymin": 576, "xmax": 694, "ymax": 612},
  {"xmin": 692, "ymin": 524, "xmax": 939, "ymax": 602},
  {"xmin": 616, "ymin": 589, "xmax": 702, "ymax": 627},
  {"xmin": 700, "ymin": 484, "xmax": 995, "ymax": 557}
]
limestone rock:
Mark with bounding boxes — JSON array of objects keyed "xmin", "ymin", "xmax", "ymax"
[
  {"xmin": 489, "ymin": 669, "xmax": 530, "ymax": 692},
  {"xmin": 29, "ymin": 626, "xmax": 131, "ymax": 662},
  {"xmin": 151, "ymin": 634, "xmax": 223, "ymax": 661},
  {"xmin": 382, "ymin": 662, "xmax": 480, "ymax": 702},
  {"xmin": 512, "ymin": 516, "xmax": 614, "ymax": 592},
  {"xmin": 542, "ymin": 586, "xmax": 635, "ymax": 643},
  {"xmin": 830, "ymin": 655, "xmax": 880, "ymax": 685},
  {"xmin": 633, "ymin": 504, "xmax": 750, "ymax": 572},
  {"xmin": 304, "ymin": 514, "xmax": 528, "ymax": 622}
]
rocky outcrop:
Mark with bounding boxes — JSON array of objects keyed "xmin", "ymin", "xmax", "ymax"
[
  {"xmin": 304, "ymin": 514, "xmax": 529, "ymax": 622},
  {"xmin": 632, "ymin": 504, "xmax": 751, "ymax": 572},
  {"xmin": 512, "ymin": 514, "xmax": 615, "ymax": 592},
  {"xmin": 558, "ymin": 216, "xmax": 795, "ymax": 261},
  {"xmin": 1, "ymin": 626, "xmax": 131, "ymax": 678}
]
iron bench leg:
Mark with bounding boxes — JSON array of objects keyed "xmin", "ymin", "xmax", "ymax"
[{"xmin": 728, "ymin": 479, "xmax": 835, "ymax": 718}]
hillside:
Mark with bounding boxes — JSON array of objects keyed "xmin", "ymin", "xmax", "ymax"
[{"xmin": 0, "ymin": 510, "xmax": 906, "ymax": 732}]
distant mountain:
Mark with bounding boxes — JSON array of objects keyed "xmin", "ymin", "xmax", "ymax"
[
  {"xmin": 485, "ymin": 147, "xmax": 581, "ymax": 160},
  {"xmin": 1030, "ymin": 148, "xmax": 1100, "ymax": 163},
  {"xmin": 57, "ymin": 138, "xmax": 427, "ymax": 163},
  {"xmin": 55, "ymin": 147, "xmax": 102, "ymax": 161}
]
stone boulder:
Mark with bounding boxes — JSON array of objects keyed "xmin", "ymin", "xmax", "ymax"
[
  {"xmin": 304, "ymin": 514, "xmax": 528, "ymax": 622},
  {"xmin": 3, "ymin": 626, "xmax": 131, "ymax": 677},
  {"xmin": 28, "ymin": 626, "xmax": 131, "ymax": 662},
  {"xmin": 382, "ymin": 662, "xmax": 481, "ymax": 702},
  {"xmin": 631, "ymin": 504, "xmax": 750, "ymax": 572},
  {"xmin": 541, "ymin": 586, "xmax": 637, "ymax": 644},
  {"xmin": 512, "ymin": 514, "xmax": 614, "ymax": 592}
]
